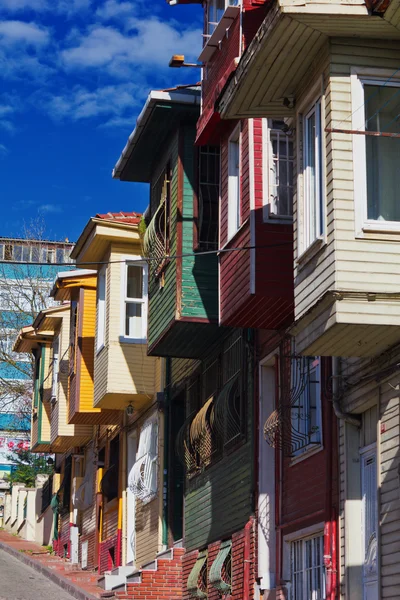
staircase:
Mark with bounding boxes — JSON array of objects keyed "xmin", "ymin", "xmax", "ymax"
[{"xmin": 105, "ymin": 546, "xmax": 185, "ymax": 599}]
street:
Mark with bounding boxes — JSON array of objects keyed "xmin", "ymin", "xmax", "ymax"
[{"xmin": 0, "ymin": 550, "xmax": 77, "ymax": 600}]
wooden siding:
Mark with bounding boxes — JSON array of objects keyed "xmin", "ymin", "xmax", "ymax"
[
  {"xmin": 183, "ymin": 339, "xmax": 254, "ymax": 551},
  {"xmin": 338, "ymin": 355, "xmax": 400, "ymax": 599},
  {"xmin": 197, "ymin": 14, "xmax": 240, "ymax": 144},
  {"xmin": 78, "ymin": 287, "xmax": 96, "ymax": 413},
  {"xmin": 50, "ymin": 310, "xmax": 92, "ymax": 450},
  {"xmin": 180, "ymin": 124, "xmax": 218, "ymax": 322},
  {"xmin": 93, "ymin": 242, "xmax": 158, "ymax": 410},
  {"xmin": 148, "ymin": 132, "xmax": 179, "ymax": 351},
  {"xmin": 220, "ymin": 118, "xmax": 293, "ymax": 329},
  {"xmin": 292, "ymin": 38, "xmax": 400, "ymax": 354}
]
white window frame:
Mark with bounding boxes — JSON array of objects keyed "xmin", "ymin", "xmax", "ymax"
[
  {"xmin": 263, "ymin": 118, "xmax": 294, "ymax": 222},
  {"xmin": 290, "ymin": 356, "xmax": 322, "ymax": 459},
  {"xmin": 96, "ymin": 267, "xmax": 106, "ymax": 353},
  {"xmin": 283, "ymin": 529, "xmax": 325, "ymax": 600},
  {"xmin": 51, "ymin": 335, "xmax": 59, "ymax": 400},
  {"xmin": 206, "ymin": 0, "xmax": 239, "ymax": 35},
  {"xmin": 227, "ymin": 125, "xmax": 241, "ymax": 242},
  {"xmin": 352, "ymin": 67, "xmax": 400, "ymax": 235},
  {"xmin": 120, "ymin": 258, "xmax": 148, "ymax": 344},
  {"xmin": 302, "ymin": 98, "xmax": 324, "ymax": 251}
]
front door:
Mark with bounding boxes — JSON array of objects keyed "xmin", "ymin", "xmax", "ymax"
[{"xmin": 361, "ymin": 445, "xmax": 378, "ymax": 600}]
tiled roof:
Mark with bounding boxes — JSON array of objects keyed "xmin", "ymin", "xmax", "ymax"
[{"xmin": 95, "ymin": 211, "xmax": 142, "ymax": 225}]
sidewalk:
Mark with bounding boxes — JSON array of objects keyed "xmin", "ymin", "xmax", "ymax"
[{"xmin": 0, "ymin": 529, "xmax": 107, "ymax": 600}]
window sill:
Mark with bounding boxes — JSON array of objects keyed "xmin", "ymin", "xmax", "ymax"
[
  {"xmin": 263, "ymin": 205, "xmax": 293, "ymax": 225},
  {"xmin": 119, "ymin": 336, "xmax": 147, "ymax": 345},
  {"xmin": 289, "ymin": 443, "xmax": 323, "ymax": 466},
  {"xmin": 356, "ymin": 222, "xmax": 400, "ymax": 240},
  {"xmin": 296, "ymin": 237, "xmax": 325, "ymax": 269}
]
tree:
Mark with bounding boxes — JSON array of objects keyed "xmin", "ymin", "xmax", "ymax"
[
  {"xmin": 0, "ymin": 219, "xmax": 73, "ymax": 427},
  {"xmin": 5, "ymin": 448, "xmax": 53, "ymax": 487}
]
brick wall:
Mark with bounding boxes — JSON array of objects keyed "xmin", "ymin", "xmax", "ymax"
[
  {"xmin": 182, "ymin": 519, "xmax": 256, "ymax": 600},
  {"xmin": 99, "ymin": 533, "xmax": 120, "ymax": 574}
]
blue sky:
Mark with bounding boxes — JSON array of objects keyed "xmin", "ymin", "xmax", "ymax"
[{"xmin": 0, "ymin": 0, "xmax": 203, "ymax": 243}]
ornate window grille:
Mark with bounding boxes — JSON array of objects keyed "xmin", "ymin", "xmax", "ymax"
[
  {"xmin": 264, "ymin": 348, "xmax": 322, "ymax": 457},
  {"xmin": 209, "ymin": 540, "xmax": 232, "ymax": 595},
  {"xmin": 187, "ymin": 549, "xmax": 208, "ymax": 599},
  {"xmin": 176, "ymin": 331, "xmax": 246, "ymax": 476},
  {"xmin": 143, "ymin": 166, "xmax": 171, "ymax": 282}
]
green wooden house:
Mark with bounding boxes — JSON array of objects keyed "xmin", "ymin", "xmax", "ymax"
[{"xmin": 113, "ymin": 85, "xmax": 220, "ymax": 358}]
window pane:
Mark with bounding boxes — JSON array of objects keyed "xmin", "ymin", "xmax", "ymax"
[
  {"xmin": 125, "ymin": 303, "xmax": 142, "ymax": 338},
  {"xmin": 14, "ymin": 246, "xmax": 22, "ymax": 261},
  {"xmin": 306, "ymin": 111, "xmax": 317, "ymax": 242},
  {"xmin": 365, "ymin": 84, "xmax": 400, "ymax": 222},
  {"xmin": 126, "ymin": 266, "xmax": 143, "ymax": 299}
]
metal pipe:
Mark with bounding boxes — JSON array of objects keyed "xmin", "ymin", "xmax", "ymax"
[
  {"xmin": 331, "ymin": 357, "xmax": 361, "ymax": 428},
  {"xmin": 162, "ymin": 357, "xmax": 171, "ymax": 548}
]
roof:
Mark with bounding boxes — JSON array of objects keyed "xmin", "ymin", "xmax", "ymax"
[
  {"xmin": 0, "ymin": 237, "xmax": 74, "ymax": 246},
  {"xmin": 95, "ymin": 211, "xmax": 142, "ymax": 225},
  {"xmin": 50, "ymin": 269, "xmax": 97, "ymax": 298},
  {"xmin": 113, "ymin": 86, "xmax": 201, "ymax": 183}
]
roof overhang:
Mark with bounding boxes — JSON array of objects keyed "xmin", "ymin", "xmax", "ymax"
[
  {"xmin": 51, "ymin": 269, "xmax": 97, "ymax": 300},
  {"xmin": 113, "ymin": 88, "xmax": 200, "ymax": 183},
  {"xmin": 219, "ymin": 0, "xmax": 400, "ymax": 119},
  {"xmin": 71, "ymin": 217, "xmax": 141, "ymax": 264},
  {"xmin": 13, "ymin": 306, "xmax": 68, "ymax": 352}
]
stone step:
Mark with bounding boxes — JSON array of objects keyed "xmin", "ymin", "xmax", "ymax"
[{"xmin": 98, "ymin": 566, "xmax": 138, "ymax": 591}]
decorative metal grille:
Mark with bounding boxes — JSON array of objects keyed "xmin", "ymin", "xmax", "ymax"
[
  {"xmin": 143, "ymin": 168, "xmax": 170, "ymax": 281},
  {"xmin": 264, "ymin": 353, "xmax": 321, "ymax": 457}
]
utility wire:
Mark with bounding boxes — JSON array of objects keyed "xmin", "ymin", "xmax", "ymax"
[{"xmin": 0, "ymin": 240, "xmax": 293, "ymax": 268}]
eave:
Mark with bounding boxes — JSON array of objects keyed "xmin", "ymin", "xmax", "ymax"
[
  {"xmin": 113, "ymin": 88, "xmax": 200, "ymax": 183},
  {"xmin": 51, "ymin": 269, "xmax": 97, "ymax": 300},
  {"xmin": 71, "ymin": 217, "xmax": 141, "ymax": 264},
  {"xmin": 219, "ymin": 0, "xmax": 400, "ymax": 119}
]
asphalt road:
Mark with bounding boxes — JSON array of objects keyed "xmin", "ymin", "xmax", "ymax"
[{"xmin": 0, "ymin": 549, "xmax": 77, "ymax": 600}]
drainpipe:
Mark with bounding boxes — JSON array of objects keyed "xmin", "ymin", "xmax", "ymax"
[
  {"xmin": 324, "ymin": 357, "xmax": 333, "ymax": 599},
  {"xmin": 162, "ymin": 357, "xmax": 171, "ymax": 549},
  {"xmin": 243, "ymin": 519, "xmax": 252, "ymax": 600},
  {"xmin": 331, "ymin": 357, "xmax": 361, "ymax": 428}
]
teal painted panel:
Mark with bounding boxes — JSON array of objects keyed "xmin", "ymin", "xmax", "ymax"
[
  {"xmin": 148, "ymin": 132, "xmax": 179, "ymax": 350},
  {"xmin": 180, "ymin": 125, "xmax": 218, "ymax": 322}
]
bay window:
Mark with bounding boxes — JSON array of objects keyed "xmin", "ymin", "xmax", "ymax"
[
  {"xmin": 352, "ymin": 72, "xmax": 400, "ymax": 231},
  {"xmin": 123, "ymin": 262, "xmax": 147, "ymax": 342},
  {"xmin": 290, "ymin": 357, "xmax": 322, "ymax": 456},
  {"xmin": 303, "ymin": 100, "xmax": 324, "ymax": 249}
]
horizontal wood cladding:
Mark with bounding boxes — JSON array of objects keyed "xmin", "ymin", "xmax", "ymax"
[
  {"xmin": 184, "ymin": 442, "xmax": 252, "ymax": 551},
  {"xmin": 197, "ymin": 15, "xmax": 240, "ymax": 144},
  {"xmin": 294, "ymin": 39, "xmax": 400, "ymax": 355},
  {"xmin": 180, "ymin": 125, "xmax": 218, "ymax": 322},
  {"xmin": 280, "ymin": 357, "xmax": 337, "ymax": 532},
  {"xmin": 148, "ymin": 125, "xmax": 219, "ymax": 358},
  {"xmin": 148, "ymin": 132, "xmax": 179, "ymax": 351}
]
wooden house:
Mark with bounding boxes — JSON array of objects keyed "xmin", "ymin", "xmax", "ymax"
[
  {"xmin": 113, "ymin": 86, "xmax": 221, "ymax": 359},
  {"xmin": 217, "ymin": 1, "xmax": 400, "ymax": 598}
]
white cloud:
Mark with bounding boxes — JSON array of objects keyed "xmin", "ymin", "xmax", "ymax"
[
  {"xmin": 0, "ymin": 0, "xmax": 92, "ymax": 14},
  {"xmin": 0, "ymin": 20, "xmax": 49, "ymax": 46},
  {"xmin": 0, "ymin": 143, "xmax": 8, "ymax": 155},
  {"xmin": 43, "ymin": 82, "xmax": 142, "ymax": 123},
  {"xmin": 61, "ymin": 19, "xmax": 202, "ymax": 75},
  {"xmin": 38, "ymin": 204, "xmax": 62, "ymax": 213},
  {"xmin": 0, "ymin": 104, "xmax": 13, "ymax": 117},
  {"xmin": 96, "ymin": 0, "xmax": 134, "ymax": 21}
]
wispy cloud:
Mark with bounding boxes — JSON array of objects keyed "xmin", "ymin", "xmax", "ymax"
[
  {"xmin": 0, "ymin": 20, "xmax": 49, "ymax": 46},
  {"xmin": 61, "ymin": 19, "xmax": 202, "ymax": 75},
  {"xmin": 41, "ymin": 82, "xmax": 143, "ymax": 123},
  {"xmin": 96, "ymin": 0, "xmax": 135, "ymax": 22},
  {"xmin": 0, "ymin": 0, "xmax": 92, "ymax": 15},
  {"xmin": 0, "ymin": 143, "xmax": 8, "ymax": 156},
  {"xmin": 38, "ymin": 203, "xmax": 62, "ymax": 213}
]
